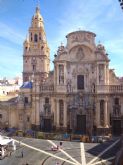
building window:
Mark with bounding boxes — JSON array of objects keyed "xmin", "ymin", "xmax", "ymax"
[
  {"xmin": 34, "ymin": 34, "xmax": 38, "ymax": 42},
  {"xmin": 39, "ymin": 33, "xmax": 41, "ymax": 40},
  {"xmin": 100, "ymin": 100, "xmax": 104, "ymax": 126},
  {"xmin": 32, "ymin": 65, "xmax": 36, "ymax": 72},
  {"xmin": 45, "ymin": 97, "xmax": 49, "ymax": 104},
  {"xmin": 114, "ymin": 98, "xmax": 119, "ymax": 105},
  {"xmin": 24, "ymin": 97, "xmax": 28, "ymax": 104},
  {"xmin": 0, "ymin": 114, "xmax": 2, "ymax": 119},
  {"xmin": 77, "ymin": 75, "xmax": 84, "ymax": 90},
  {"xmin": 30, "ymin": 33, "xmax": 32, "ymax": 41},
  {"xmin": 59, "ymin": 65, "xmax": 64, "ymax": 84},
  {"xmin": 59, "ymin": 100, "xmax": 64, "ymax": 126},
  {"xmin": 19, "ymin": 114, "xmax": 22, "ymax": 121},
  {"xmin": 27, "ymin": 116, "xmax": 30, "ymax": 122}
]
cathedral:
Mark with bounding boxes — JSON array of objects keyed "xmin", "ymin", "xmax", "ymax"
[{"xmin": 17, "ymin": 5, "xmax": 123, "ymax": 136}]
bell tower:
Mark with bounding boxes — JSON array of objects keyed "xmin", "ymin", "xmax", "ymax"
[{"xmin": 23, "ymin": 5, "xmax": 50, "ymax": 82}]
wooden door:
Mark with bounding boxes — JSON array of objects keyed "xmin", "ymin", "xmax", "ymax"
[
  {"xmin": 76, "ymin": 115, "xmax": 86, "ymax": 134},
  {"xmin": 112, "ymin": 120, "xmax": 121, "ymax": 136},
  {"xmin": 43, "ymin": 119, "xmax": 51, "ymax": 132}
]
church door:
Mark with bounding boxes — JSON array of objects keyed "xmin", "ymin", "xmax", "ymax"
[
  {"xmin": 76, "ymin": 115, "xmax": 86, "ymax": 134},
  {"xmin": 43, "ymin": 119, "xmax": 51, "ymax": 132},
  {"xmin": 112, "ymin": 120, "xmax": 121, "ymax": 136}
]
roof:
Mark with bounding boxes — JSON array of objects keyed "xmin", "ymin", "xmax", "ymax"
[{"xmin": 20, "ymin": 81, "xmax": 32, "ymax": 89}]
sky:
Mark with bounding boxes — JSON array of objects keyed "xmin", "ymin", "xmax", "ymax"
[{"xmin": 0, "ymin": 0, "xmax": 123, "ymax": 79}]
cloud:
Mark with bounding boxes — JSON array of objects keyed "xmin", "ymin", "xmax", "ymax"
[
  {"xmin": 104, "ymin": 38, "xmax": 123, "ymax": 57},
  {"xmin": 0, "ymin": 22, "xmax": 24, "ymax": 45},
  {"xmin": 49, "ymin": 0, "xmax": 114, "ymax": 45},
  {"xmin": 0, "ymin": 43, "xmax": 22, "ymax": 78},
  {"xmin": 48, "ymin": 0, "xmax": 123, "ymax": 77}
]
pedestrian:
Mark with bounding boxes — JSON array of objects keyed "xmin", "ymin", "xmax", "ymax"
[
  {"xmin": 21, "ymin": 150, "xmax": 23, "ymax": 158},
  {"xmin": 59, "ymin": 141, "xmax": 63, "ymax": 149},
  {"xmin": 19, "ymin": 140, "xmax": 21, "ymax": 146}
]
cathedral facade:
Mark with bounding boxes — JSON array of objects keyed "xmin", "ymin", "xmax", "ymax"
[{"xmin": 17, "ymin": 6, "xmax": 123, "ymax": 136}]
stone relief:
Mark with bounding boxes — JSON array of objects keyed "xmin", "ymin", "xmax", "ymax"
[
  {"xmin": 71, "ymin": 33, "xmax": 91, "ymax": 43},
  {"xmin": 67, "ymin": 79, "xmax": 72, "ymax": 92},
  {"xmin": 70, "ymin": 45, "xmax": 94, "ymax": 61},
  {"xmin": 76, "ymin": 48, "xmax": 85, "ymax": 60}
]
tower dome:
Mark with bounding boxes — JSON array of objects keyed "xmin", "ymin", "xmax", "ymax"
[{"xmin": 31, "ymin": 6, "xmax": 44, "ymax": 28}]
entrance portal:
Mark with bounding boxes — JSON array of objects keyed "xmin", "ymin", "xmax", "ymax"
[
  {"xmin": 112, "ymin": 120, "xmax": 121, "ymax": 136},
  {"xmin": 43, "ymin": 119, "xmax": 51, "ymax": 132},
  {"xmin": 76, "ymin": 115, "xmax": 86, "ymax": 134}
]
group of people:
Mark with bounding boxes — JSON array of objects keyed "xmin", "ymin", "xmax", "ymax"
[
  {"xmin": 51, "ymin": 141, "xmax": 63, "ymax": 151},
  {"xmin": 51, "ymin": 142, "xmax": 63, "ymax": 165}
]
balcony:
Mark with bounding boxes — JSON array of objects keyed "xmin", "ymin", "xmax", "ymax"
[
  {"xmin": 96, "ymin": 85, "xmax": 123, "ymax": 94},
  {"xmin": 111, "ymin": 113, "xmax": 122, "ymax": 118},
  {"xmin": 40, "ymin": 85, "xmax": 54, "ymax": 93},
  {"xmin": 40, "ymin": 111, "xmax": 53, "ymax": 118}
]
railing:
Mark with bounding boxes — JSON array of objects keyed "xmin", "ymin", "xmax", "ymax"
[
  {"xmin": 111, "ymin": 113, "xmax": 122, "ymax": 118},
  {"xmin": 40, "ymin": 85, "xmax": 54, "ymax": 92},
  {"xmin": 96, "ymin": 85, "xmax": 123, "ymax": 93},
  {"xmin": 40, "ymin": 112, "xmax": 53, "ymax": 118}
]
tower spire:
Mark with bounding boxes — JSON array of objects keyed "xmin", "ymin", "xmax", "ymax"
[
  {"xmin": 36, "ymin": 0, "xmax": 40, "ymax": 12},
  {"xmin": 23, "ymin": 0, "xmax": 50, "ymax": 82}
]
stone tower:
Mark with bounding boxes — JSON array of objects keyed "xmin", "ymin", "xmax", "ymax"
[{"xmin": 23, "ymin": 6, "xmax": 50, "ymax": 82}]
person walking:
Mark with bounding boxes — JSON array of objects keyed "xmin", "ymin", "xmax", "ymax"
[
  {"xmin": 21, "ymin": 150, "xmax": 23, "ymax": 158},
  {"xmin": 59, "ymin": 141, "xmax": 63, "ymax": 149}
]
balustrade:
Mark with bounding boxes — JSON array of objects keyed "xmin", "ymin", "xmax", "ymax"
[
  {"xmin": 96, "ymin": 85, "xmax": 123, "ymax": 93},
  {"xmin": 40, "ymin": 85, "xmax": 54, "ymax": 92}
]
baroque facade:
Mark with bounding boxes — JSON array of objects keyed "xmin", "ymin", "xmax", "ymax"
[{"xmin": 17, "ymin": 6, "xmax": 123, "ymax": 136}]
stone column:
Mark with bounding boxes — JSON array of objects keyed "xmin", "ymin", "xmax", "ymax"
[
  {"xmin": 104, "ymin": 64, "xmax": 107, "ymax": 84},
  {"xmin": 106, "ymin": 64, "xmax": 109, "ymax": 85},
  {"xmin": 56, "ymin": 100, "xmax": 59, "ymax": 127},
  {"xmin": 96, "ymin": 100, "xmax": 100, "ymax": 127},
  {"xmin": 63, "ymin": 100, "xmax": 67, "ymax": 128},
  {"xmin": 36, "ymin": 97, "xmax": 40, "ymax": 126},
  {"xmin": 97, "ymin": 64, "xmax": 99, "ymax": 85},
  {"xmin": 104, "ymin": 100, "xmax": 108, "ymax": 127}
]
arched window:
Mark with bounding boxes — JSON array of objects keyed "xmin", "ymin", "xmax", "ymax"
[
  {"xmin": 45, "ymin": 97, "xmax": 49, "ymax": 104},
  {"xmin": 34, "ymin": 34, "xmax": 38, "ymax": 42},
  {"xmin": 30, "ymin": 33, "xmax": 32, "ymax": 41},
  {"xmin": 114, "ymin": 98, "xmax": 119, "ymax": 105},
  {"xmin": 77, "ymin": 75, "xmax": 84, "ymax": 90},
  {"xmin": 59, "ymin": 65, "xmax": 64, "ymax": 84}
]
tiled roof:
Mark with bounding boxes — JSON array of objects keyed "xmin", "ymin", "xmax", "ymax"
[{"xmin": 20, "ymin": 81, "xmax": 32, "ymax": 89}]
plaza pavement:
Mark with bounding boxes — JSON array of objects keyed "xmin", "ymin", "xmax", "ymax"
[{"xmin": 0, "ymin": 136, "xmax": 120, "ymax": 165}]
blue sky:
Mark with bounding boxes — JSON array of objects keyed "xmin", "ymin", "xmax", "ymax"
[{"xmin": 0, "ymin": 0, "xmax": 123, "ymax": 78}]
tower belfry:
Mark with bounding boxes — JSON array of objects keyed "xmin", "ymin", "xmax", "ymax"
[{"xmin": 23, "ymin": 4, "xmax": 50, "ymax": 82}]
